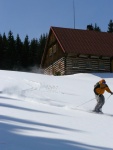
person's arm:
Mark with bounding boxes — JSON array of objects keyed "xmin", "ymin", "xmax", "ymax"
[{"xmin": 106, "ymin": 85, "xmax": 113, "ymax": 94}]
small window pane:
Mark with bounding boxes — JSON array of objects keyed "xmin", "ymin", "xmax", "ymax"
[
  {"xmin": 73, "ymin": 60, "xmax": 79, "ymax": 68},
  {"xmin": 86, "ymin": 60, "xmax": 92, "ymax": 68},
  {"xmin": 99, "ymin": 61, "xmax": 105, "ymax": 69},
  {"xmin": 53, "ymin": 44, "xmax": 57, "ymax": 53},
  {"xmin": 49, "ymin": 48, "xmax": 52, "ymax": 56}
]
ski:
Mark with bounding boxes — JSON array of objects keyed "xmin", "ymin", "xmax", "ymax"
[{"xmin": 71, "ymin": 107, "xmax": 113, "ymax": 117}]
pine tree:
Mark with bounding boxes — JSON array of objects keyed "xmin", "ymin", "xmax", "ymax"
[
  {"xmin": 0, "ymin": 34, "xmax": 3, "ymax": 68},
  {"xmin": 7, "ymin": 30, "xmax": 16, "ymax": 69},
  {"xmin": 0, "ymin": 30, "xmax": 48, "ymax": 71},
  {"xmin": 15, "ymin": 34, "xmax": 23, "ymax": 70},
  {"xmin": 2, "ymin": 33, "xmax": 8, "ymax": 69},
  {"xmin": 87, "ymin": 24, "xmax": 94, "ymax": 30},
  {"xmin": 29, "ymin": 38, "xmax": 39, "ymax": 66},
  {"xmin": 107, "ymin": 19, "xmax": 113, "ymax": 33},
  {"xmin": 22, "ymin": 35, "xmax": 30, "ymax": 68},
  {"xmin": 38, "ymin": 33, "xmax": 48, "ymax": 65},
  {"xmin": 94, "ymin": 23, "xmax": 101, "ymax": 31},
  {"xmin": 87, "ymin": 23, "xmax": 101, "ymax": 31}
]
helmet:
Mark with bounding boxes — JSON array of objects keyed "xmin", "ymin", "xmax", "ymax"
[{"xmin": 100, "ymin": 79, "xmax": 106, "ymax": 84}]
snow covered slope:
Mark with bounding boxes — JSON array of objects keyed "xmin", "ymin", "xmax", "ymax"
[{"xmin": 0, "ymin": 70, "xmax": 113, "ymax": 150}]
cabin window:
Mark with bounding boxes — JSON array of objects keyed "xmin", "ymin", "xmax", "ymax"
[
  {"xmin": 86, "ymin": 60, "xmax": 92, "ymax": 69},
  {"xmin": 99, "ymin": 60, "xmax": 105, "ymax": 70},
  {"xmin": 53, "ymin": 44, "xmax": 57, "ymax": 53},
  {"xmin": 72, "ymin": 60, "xmax": 79, "ymax": 68},
  {"xmin": 49, "ymin": 47, "xmax": 52, "ymax": 56}
]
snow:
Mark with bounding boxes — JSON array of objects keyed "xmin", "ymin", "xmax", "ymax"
[{"xmin": 0, "ymin": 70, "xmax": 113, "ymax": 150}]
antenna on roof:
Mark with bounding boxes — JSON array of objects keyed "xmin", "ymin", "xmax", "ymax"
[{"xmin": 73, "ymin": 0, "xmax": 75, "ymax": 29}]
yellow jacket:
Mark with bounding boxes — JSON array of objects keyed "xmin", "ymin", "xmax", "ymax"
[{"xmin": 94, "ymin": 80, "xmax": 112, "ymax": 95}]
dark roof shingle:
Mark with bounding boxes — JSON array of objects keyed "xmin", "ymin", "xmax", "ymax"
[{"xmin": 51, "ymin": 26, "xmax": 113, "ymax": 57}]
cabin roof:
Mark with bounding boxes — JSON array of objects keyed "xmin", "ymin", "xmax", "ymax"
[
  {"xmin": 41, "ymin": 26, "xmax": 113, "ymax": 66},
  {"xmin": 51, "ymin": 26, "xmax": 113, "ymax": 56}
]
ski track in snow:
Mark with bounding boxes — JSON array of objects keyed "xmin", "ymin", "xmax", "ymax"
[
  {"xmin": 2, "ymin": 77, "xmax": 76, "ymax": 109},
  {"xmin": 3, "ymin": 76, "xmax": 113, "ymax": 117}
]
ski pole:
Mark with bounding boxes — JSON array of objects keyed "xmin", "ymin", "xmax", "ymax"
[
  {"xmin": 106, "ymin": 94, "xmax": 112, "ymax": 101},
  {"xmin": 76, "ymin": 98, "xmax": 95, "ymax": 108}
]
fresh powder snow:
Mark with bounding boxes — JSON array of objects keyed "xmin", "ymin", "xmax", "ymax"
[{"xmin": 0, "ymin": 70, "xmax": 113, "ymax": 150}]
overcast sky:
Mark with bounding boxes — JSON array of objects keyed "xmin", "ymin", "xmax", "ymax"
[{"xmin": 0, "ymin": 0, "xmax": 113, "ymax": 41}]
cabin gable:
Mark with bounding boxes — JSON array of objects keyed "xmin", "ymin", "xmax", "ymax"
[{"xmin": 43, "ymin": 32, "xmax": 65, "ymax": 67}]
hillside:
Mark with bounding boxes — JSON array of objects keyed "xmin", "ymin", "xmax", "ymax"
[{"xmin": 0, "ymin": 70, "xmax": 113, "ymax": 150}]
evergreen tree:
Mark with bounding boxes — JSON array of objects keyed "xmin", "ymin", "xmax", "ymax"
[
  {"xmin": 107, "ymin": 19, "xmax": 113, "ymax": 33},
  {"xmin": 0, "ymin": 34, "xmax": 3, "ymax": 68},
  {"xmin": 0, "ymin": 30, "xmax": 48, "ymax": 71},
  {"xmin": 87, "ymin": 24, "xmax": 94, "ymax": 30},
  {"xmin": 7, "ymin": 30, "xmax": 16, "ymax": 70},
  {"xmin": 2, "ymin": 33, "xmax": 8, "ymax": 69},
  {"xmin": 15, "ymin": 34, "xmax": 23, "ymax": 70},
  {"xmin": 94, "ymin": 23, "xmax": 101, "ymax": 31},
  {"xmin": 87, "ymin": 23, "xmax": 101, "ymax": 31},
  {"xmin": 22, "ymin": 35, "xmax": 30, "ymax": 68},
  {"xmin": 29, "ymin": 38, "xmax": 39, "ymax": 66},
  {"xmin": 38, "ymin": 33, "xmax": 48, "ymax": 65}
]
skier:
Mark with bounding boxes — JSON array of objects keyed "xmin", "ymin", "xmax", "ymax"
[{"xmin": 93, "ymin": 79, "xmax": 113, "ymax": 113}]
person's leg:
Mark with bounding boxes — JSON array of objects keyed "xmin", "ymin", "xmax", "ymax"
[
  {"xmin": 94, "ymin": 94, "xmax": 105, "ymax": 112},
  {"xmin": 97, "ymin": 95, "xmax": 105, "ymax": 111}
]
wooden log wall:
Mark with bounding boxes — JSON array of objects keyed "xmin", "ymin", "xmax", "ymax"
[
  {"xmin": 111, "ymin": 59, "xmax": 113, "ymax": 72},
  {"xmin": 44, "ymin": 56, "xmax": 111, "ymax": 75},
  {"xmin": 65, "ymin": 56, "xmax": 110, "ymax": 75},
  {"xmin": 44, "ymin": 57, "xmax": 65, "ymax": 75}
]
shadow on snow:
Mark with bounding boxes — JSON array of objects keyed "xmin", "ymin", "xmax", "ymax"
[{"xmin": 0, "ymin": 115, "xmax": 113, "ymax": 150}]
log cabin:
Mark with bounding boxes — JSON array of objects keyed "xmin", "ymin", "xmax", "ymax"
[{"xmin": 41, "ymin": 26, "xmax": 113, "ymax": 75}]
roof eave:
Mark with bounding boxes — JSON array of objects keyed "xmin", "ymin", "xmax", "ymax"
[{"xmin": 51, "ymin": 26, "xmax": 66, "ymax": 53}]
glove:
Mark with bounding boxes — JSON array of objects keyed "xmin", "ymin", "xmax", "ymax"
[{"xmin": 110, "ymin": 92, "xmax": 113, "ymax": 95}]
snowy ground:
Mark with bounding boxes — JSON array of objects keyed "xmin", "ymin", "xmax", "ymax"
[{"xmin": 0, "ymin": 70, "xmax": 113, "ymax": 150}]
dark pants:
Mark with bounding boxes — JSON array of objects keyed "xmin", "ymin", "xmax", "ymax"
[{"xmin": 94, "ymin": 94, "xmax": 105, "ymax": 111}]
